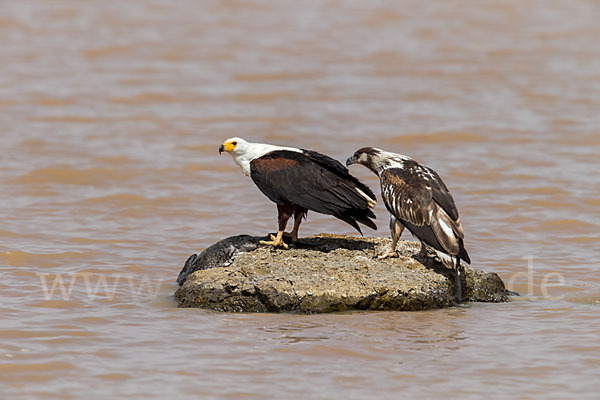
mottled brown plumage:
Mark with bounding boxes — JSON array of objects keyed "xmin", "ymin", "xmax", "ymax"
[{"xmin": 347, "ymin": 147, "xmax": 469, "ymax": 266}]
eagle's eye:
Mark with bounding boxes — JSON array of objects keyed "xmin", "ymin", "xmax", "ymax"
[{"xmin": 232, "ymin": 141, "xmax": 237, "ymax": 146}]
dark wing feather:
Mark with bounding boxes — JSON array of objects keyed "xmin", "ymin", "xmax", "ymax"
[
  {"xmin": 250, "ymin": 150, "xmax": 376, "ymax": 232},
  {"xmin": 425, "ymin": 166, "xmax": 460, "ymax": 221},
  {"xmin": 423, "ymin": 165, "xmax": 465, "ymax": 238},
  {"xmin": 300, "ymin": 149, "xmax": 348, "ymax": 176},
  {"xmin": 302, "ymin": 149, "xmax": 377, "ymax": 202}
]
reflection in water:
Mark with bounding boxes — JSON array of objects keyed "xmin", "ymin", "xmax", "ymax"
[{"xmin": 1, "ymin": 0, "xmax": 600, "ymax": 398}]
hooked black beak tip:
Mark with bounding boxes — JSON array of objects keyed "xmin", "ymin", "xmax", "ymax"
[
  {"xmin": 218, "ymin": 145, "xmax": 225, "ymax": 154},
  {"xmin": 345, "ymin": 157, "xmax": 354, "ymax": 167}
]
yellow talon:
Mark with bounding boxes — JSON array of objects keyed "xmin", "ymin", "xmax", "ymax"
[{"xmin": 259, "ymin": 232, "xmax": 289, "ymax": 249}]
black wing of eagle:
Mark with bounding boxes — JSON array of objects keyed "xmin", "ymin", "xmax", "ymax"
[
  {"xmin": 381, "ymin": 160, "xmax": 470, "ymax": 264},
  {"xmin": 250, "ymin": 150, "xmax": 377, "ymax": 234}
]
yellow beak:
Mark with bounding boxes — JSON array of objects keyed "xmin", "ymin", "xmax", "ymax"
[{"xmin": 219, "ymin": 142, "xmax": 236, "ymax": 154}]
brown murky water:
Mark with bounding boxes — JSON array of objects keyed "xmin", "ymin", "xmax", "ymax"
[{"xmin": 1, "ymin": 0, "xmax": 599, "ymax": 398}]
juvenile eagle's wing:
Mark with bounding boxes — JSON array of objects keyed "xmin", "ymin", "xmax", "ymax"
[{"xmin": 380, "ymin": 162, "xmax": 469, "ymax": 263}]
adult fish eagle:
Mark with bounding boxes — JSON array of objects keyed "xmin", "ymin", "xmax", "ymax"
[
  {"xmin": 219, "ymin": 138, "xmax": 377, "ymax": 249},
  {"xmin": 346, "ymin": 147, "xmax": 470, "ymax": 270}
]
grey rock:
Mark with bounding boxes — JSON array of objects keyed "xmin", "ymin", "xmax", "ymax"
[{"xmin": 175, "ymin": 234, "xmax": 512, "ymax": 312}]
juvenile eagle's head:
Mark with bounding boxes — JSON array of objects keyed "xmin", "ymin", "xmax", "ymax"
[
  {"xmin": 346, "ymin": 147, "xmax": 409, "ymax": 174},
  {"xmin": 346, "ymin": 147, "xmax": 385, "ymax": 172}
]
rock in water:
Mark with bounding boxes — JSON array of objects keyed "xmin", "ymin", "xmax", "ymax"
[{"xmin": 175, "ymin": 234, "xmax": 511, "ymax": 312}]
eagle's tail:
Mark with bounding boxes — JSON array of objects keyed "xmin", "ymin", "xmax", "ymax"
[
  {"xmin": 458, "ymin": 238, "xmax": 471, "ymax": 264},
  {"xmin": 336, "ymin": 208, "xmax": 377, "ymax": 235}
]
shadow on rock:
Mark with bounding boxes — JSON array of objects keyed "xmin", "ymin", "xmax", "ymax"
[{"xmin": 292, "ymin": 234, "xmax": 377, "ymax": 252}]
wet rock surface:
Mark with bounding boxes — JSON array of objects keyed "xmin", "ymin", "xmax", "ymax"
[{"xmin": 175, "ymin": 234, "xmax": 511, "ymax": 313}]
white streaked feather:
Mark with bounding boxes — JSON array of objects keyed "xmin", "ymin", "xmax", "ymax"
[
  {"xmin": 383, "ymin": 160, "xmax": 404, "ymax": 170},
  {"xmin": 438, "ymin": 217, "xmax": 454, "ymax": 238},
  {"xmin": 367, "ymin": 148, "xmax": 410, "ymax": 174},
  {"xmin": 355, "ymin": 187, "xmax": 376, "ymax": 208}
]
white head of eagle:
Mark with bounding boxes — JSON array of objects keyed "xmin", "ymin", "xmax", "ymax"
[
  {"xmin": 219, "ymin": 137, "xmax": 301, "ymax": 177},
  {"xmin": 346, "ymin": 147, "xmax": 470, "ymax": 271},
  {"xmin": 219, "ymin": 138, "xmax": 377, "ymax": 249}
]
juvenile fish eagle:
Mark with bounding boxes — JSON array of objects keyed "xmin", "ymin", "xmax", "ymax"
[
  {"xmin": 346, "ymin": 147, "xmax": 470, "ymax": 270},
  {"xmin": 219, "ymin": 138, "xmax": 377, "ymax": 249}
]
